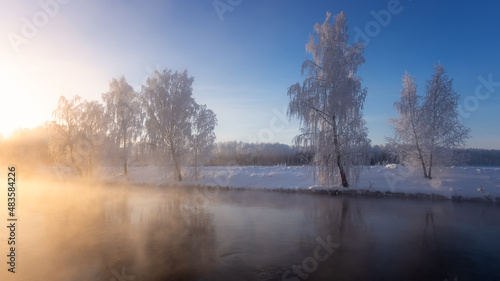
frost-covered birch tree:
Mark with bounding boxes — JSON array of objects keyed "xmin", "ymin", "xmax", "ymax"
[
  {"xmin": 102, "ymin": 76, "xmax": 143, "ymax": 175},
  {"xmin": 389, "ymin": 64, "xmax": 470, "ymax": 179},
  {"xmin": 142, "ymin": 69, "xmax": 196, "ymax": 181},
  {"xmin": 287, "ymin": 11, "xmax": 370, "ymax": 188},
  {"xmin": 422, "ymin": 63, "xmax": 470, "ymax": 178},
  {"xmin": 388, "ymin": 72, "xmax": 429, "ymax": 177},
  {"xmin": 190, "ymin": 104, "xmax": 217, "ymax": 180},
  {"xmin": 47, "ymin": 96, "xmax": 106, "ymax": 177},
  {"xmin": 47, "ymin": 96, "xmax": 83, "ymax": 176},
  {"xmin": 78, "ymin": 99, "xmax": 106, "ymax": 175}
]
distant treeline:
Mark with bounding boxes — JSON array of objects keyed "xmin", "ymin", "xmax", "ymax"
[
  {"xmin": 206, "ymin": 141, "xmax": 314, "ymax": 166},
  {"xmin": 365, "ymin": 146, "xmax": 500, "ymax": 166},
  {"xmin": 207, "ymin": 141, "xmax": 500, "ymax": 167},
  {"xmin": 206, "ymin": 142, "xmax": 392, "ymax": 166},
  {"xmin": 1, "ymin": 130, "xmax": 499, "ymax": 168},
  {"xmin": 455, "ymin": 148, "xmax": 500, "ymax": 166}
]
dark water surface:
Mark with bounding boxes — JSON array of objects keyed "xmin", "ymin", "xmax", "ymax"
[{"xmin": 5, "ymin": 180, "xmax": 500, "ymax": 281}]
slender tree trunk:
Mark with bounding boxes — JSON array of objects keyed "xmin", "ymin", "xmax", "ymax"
[
  {"xmin": 332, "ymin": 116, "xmax": 348, "ymax": 188},
  {"xmin": 426, "ymin": 132, "xmax": 435, "ymax": 180},
  {"xmin": 415, "ymin": 139, "xmax": 428, "ymax": 178},
  {"xmin": 410, "ymin": 114, "xmax": 428, "ymax": 178},
  {"xmin": 336, "ymin": 153, "xmax": 348, "ymax": 188},
  {"xmin": 194, "ymin": 148, "xmax": 199, "ymax": 180},
  {"xmin": 171, "ymin": 147, "xmax": 182, "ymax": 181},
  {"xmin": 427, "ymin": 96, "xmax": 438, "ymax": 180},
  {"xmin": 427, "ymin": 119, "xmax": 436, "ymax": 180},
  {"xmin": 428, "ymin": 150, "xmax": 433, "ymax": 179},
  {"xmin": 419, "ymin": 152, "xmax": 428, "ymax": 178},
  {"xmin": 123, "ymin": 129, "xmax": 128, "ymax": 175},
  {"xmin": 174, "ymin": 161, "xmax": 182, "ymax": 181}
]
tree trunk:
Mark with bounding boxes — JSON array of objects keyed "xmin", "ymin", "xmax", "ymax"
[
  {"xmin": 175, "ymin": 164, "xmax": 182, "ymax": 181},
  {"xmin": 416, "ymin": 145, "xmax": 428, "ymax": 178},
  {"xmin": 194, "ymin": 150, "xmax": 199, "ymax": 181},
  {"xmin": 427, "ymin": 129, "xmax": 435, "ymax": 180},
  {"xmin": 427, "ymin": 151, "xmax": 433, "ymax": 179},
  {"xmin": 123, "ymin": 130, "xmax": 128, "ymax": 175},
  {"xmin": 337, "ymin": 154, "xmax": 349, "ymax": 187},
  {"xmin": 412, "ymin": 126, "xmax": 428, "ymax": 179},
  {"xmin": 332, "ymin": 116, "xmax": 349, "ymax": 188},
  {"xmin": 171, "ymin": 147, "xmax": 182, "ymax": 182},
  {"xmin": 172, "ymin": 158, "xmax": 182, "ymax": 181},
  {"xmin": 427, "ymin": 97, "xmax": 437, "ymax": 180},
  {"xmin": 419, "ymin": 155, "xmax": 428, "ymax": 178}
]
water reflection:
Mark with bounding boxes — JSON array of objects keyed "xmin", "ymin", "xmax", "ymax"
[
  {"xmin": 210, "ymin": 191, "xmax": 500, "ymax": 281},
  {"xmin": 5, "ymin": 181, "xmax": 500, "ymax": 281},
  {"xmin": 15, "ymin": 181, "xmax": 216, "ymax": 281},
  {"xmin": 139, "ymin": 196, "xmax": 216, "ymax": 280}
]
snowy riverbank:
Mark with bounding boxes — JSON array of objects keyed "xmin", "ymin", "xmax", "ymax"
[{"xmin": 41, "ymin": 164, "xmax": 500, "ymax": 201}]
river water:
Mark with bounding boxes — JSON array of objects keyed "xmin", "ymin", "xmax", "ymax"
[{"xmin": 5, "ymin": 180, "xmax": 500, "ymax": 280}]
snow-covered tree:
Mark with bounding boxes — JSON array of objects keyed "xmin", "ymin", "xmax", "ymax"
[
  {"xmin": 389, "ymin": 64, "xmax": 470, "ymax": 179},
  {"xmin": 142, "ymin": 69, "xmax": 196, "ymax": 181},
  {"xmin": 47, "ymin": 96, "xmax": 84, "ymax": 176},
  {"xmin": 47, "ymin": 96, "xmax": 106, "ymax": 177},
  {"xmin": 287, "ymin": 11, "xmax": 370, "ymax": 187},
  {"xmin": 421, "ymin": 63, "xmax": 470, "ymax": 178},
  {"xmin": 190, "ymin": 104, "xmax": 217, "ymax": 180},
  {"xmin": 388, "ymin": 72, "xmax": 429, "ymax": 177},
  {"xmin": 78, "ymin": 99, "xmax": 106, "ymax": 175},
  {"xmin": 102, "ymin": 76, "xmax": 143, "ymax": 175}
]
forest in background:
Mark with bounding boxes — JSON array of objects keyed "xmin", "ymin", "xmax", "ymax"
[{"xmin": 0, "ymin": 127, "xmax": 498, "ymax": 171}]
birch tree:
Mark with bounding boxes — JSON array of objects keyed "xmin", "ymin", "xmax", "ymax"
[
  {"xmin": 388, "ymin": 72, "xmax": 429, "ymax": 177},
  {"xmin": 47, "ymin": 96, "xmax": 84, "ymax": 176},
  {"xmin": 422, "ymin": 63, "xmax": 470, "ymax": 178},
  {"xmin": 102, "ymin": 76, "xmax": 143, "ymax": 175},
  {"xmin": 47, "ymin": 96, "xmax": 106, "ymax": 177},
  {"xmin": 389, "ymin": 64, "xmax": 470, "ymax": 179},
  {"xmin": 190, "ymin": 104, "xmax": 217, "ymax": 180},
  {"xmin": 78, "ymin": 99, "xmax": 106, "ymax": 175},
  {"xmin": 142, "ymin": 69, "xmax": 196, "ymax": 181},
  {"xmin": 287, "ymin": 11, "xmax": 370, "ymax": 187}
]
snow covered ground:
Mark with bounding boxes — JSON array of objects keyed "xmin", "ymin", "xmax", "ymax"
[{"xmin": 42, "ymin": 164, "xmax": 500, "ymax": 201}]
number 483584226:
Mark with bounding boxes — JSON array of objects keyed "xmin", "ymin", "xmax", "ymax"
[{"xmin": 8, "ymin": 167, "xmax": 16, "ymax": 217}]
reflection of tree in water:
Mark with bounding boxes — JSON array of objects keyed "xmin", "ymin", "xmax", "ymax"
[
  {"xmin": 27, "ymin": 183, "xmax": 130, "ymax": 280},
  {"xmin": 301, "ymin": 197, "xmax": 374, "ymax": 281},
  {"xmin": 21, "ymin": 183, "xmax": 496, "ymax": 281},
  {"xmin": 300, "ymin": 198, "xmax": 477, "ymax": 281},
  {"xmin": 395, "ymin": 208, "xmax": 469, "ymax": 281},
  {"xmin": 312, "ymin": 201, "xmax": 475, "ymax": 281},
  {"xmin": 135, "ymin": 195, "xmax": 216, "ymax": 280},
  {"xmin": 30, "ymin": 183, "xmax": 216, "ymax": 281},
  {"xmin": 423, "ymin": 210, "xmax": 438, "ymax": 246}
]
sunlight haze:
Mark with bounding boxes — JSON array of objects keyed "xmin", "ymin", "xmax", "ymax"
[{"xmin": 1, "ymin": 0, "xmax": 499, "ymax": 148}]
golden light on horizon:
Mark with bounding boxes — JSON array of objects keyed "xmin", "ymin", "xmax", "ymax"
[
  {"xmin": 0, "ymin": 60, "xmax": 43, "ymax": 138},
  {"xmin": 0, "ymin": 52, "xmax": 109, "ymax": 139}
]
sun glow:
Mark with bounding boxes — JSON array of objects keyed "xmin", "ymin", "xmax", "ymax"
[
  {"xmin": 0, "ymin": 60, "xmax": 45, "ymax": 138},
  {"xmin": 0, "ymin": 51, "xmax": 110, "ymax": 139}
]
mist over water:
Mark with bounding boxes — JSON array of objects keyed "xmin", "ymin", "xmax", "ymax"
[{"xmin": 2, "ymin": 179, "xmax": 500, "ymax": 280}]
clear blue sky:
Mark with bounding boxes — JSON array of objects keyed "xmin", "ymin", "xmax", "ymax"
[{"xmin": 1, "ymin": 0, "xmax": 499, "ymax": 148}]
